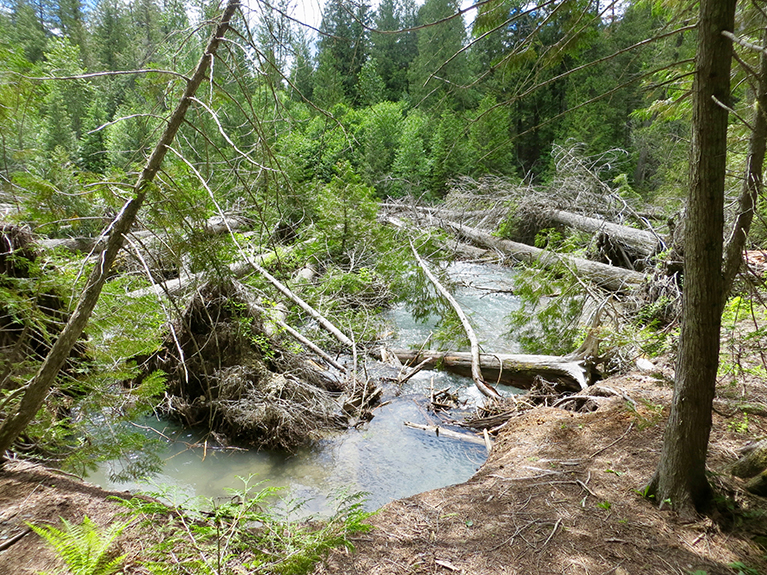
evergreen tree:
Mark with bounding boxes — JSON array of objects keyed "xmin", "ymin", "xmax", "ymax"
[
  {"xmin": 314, "ymin": 48, "xmax": 346, "ymax": 108},
  {"xmin": 52, "ymin": 0, "xmax": 89, "ymax": 62},
  {"xmin": 41, "ymin": 38, "xmax": 91, "ymax": 158},
  {"xmin": 408, "ymin": 0, "xmax": 473, "ymax": 111},
  {"xmin": 254, "ymin": 0, "xmax": 292, "ymax": 91},
  {"xmin": 9, "ymin": 0, "xmax": 47, "ymax": 62},
  {"xmin": 289, "ymin": 29, "xmax": 314, "ymax": 102},
  {"xmin": 369, "ymin": 0, "xmax": 418, "ymax": 101},
  {"xmin": 429, "ymin": 110, "xmax": 472, "ymax": 194},
  {"xmin": 357, "ymin": 58, "xmax": 386, "ymax": 106},
  {"xmin": 360, "ymin": 100, "xmax": 405, "ymax": 192},
  {"xmin": 78, "ymin": 98, "xmax": 109, "ymax": 173},
  {"xmin": 316, "ymin": 0, "xmax": 370, "ymax": 105},
  {"xmin": 91, "ymin": 0, "xmax": 129, "ymax": 72},
  {"xmin": 129, "ymin": 0, "xmax": 164, "ymax": 67},
  {"xmin": 468, "ymin": 95, "xmax": 513, "ymax": 175},
  {"xmin": 391, "ymin": 109, "xmax": 430, "ymax": 197}
]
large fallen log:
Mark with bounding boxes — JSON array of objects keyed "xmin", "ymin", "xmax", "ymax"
[
  {"xmin": 379, "ymin": 349, "xmax": 589, "ymax": 392},
  {"xmin": 38, "ymin": 214, "xmax": 251, "ymax": 253},
  {"xmin": 543, "ymin": 209, "xmax": 662, "ymax": 257},
  {"xmin": 445, "ymin": 222, "xmax": 646, "ymax": 292}
]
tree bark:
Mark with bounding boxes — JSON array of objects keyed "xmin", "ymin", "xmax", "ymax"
[
  {"xmin": 377, "ymin": 349, "xmax": 588, "ymax": 392},
  {"xmin": 645, "ymin": 0, "xmax": 736, "ymax": 517},
  {"xmin": 543, "ymin": 209, "xmax": 661, "ymax": 258},
  {"xmin": 445, "ymin": 221, "xmax": 646, "ymax": 292},
  {"xmin": 0, "ymin": 0, "xmax": 241, "ymax": 461},
  {"xmin": 722, "ymin": 25, "xmax": 767, "ymax": 303}
]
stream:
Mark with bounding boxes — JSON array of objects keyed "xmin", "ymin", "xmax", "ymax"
[{"xmin": 87, "ymin": 262, "xmax": 523, "ymax": 516}]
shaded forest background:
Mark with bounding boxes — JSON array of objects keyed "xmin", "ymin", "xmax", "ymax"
[{"xmin": 1, "ymin": 0, "xmax": 703, "ymax": 209}]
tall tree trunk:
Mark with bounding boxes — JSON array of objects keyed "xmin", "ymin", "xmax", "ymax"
[
  {"xmin": 645, "ymin": 0, "xmax": 736, "ymax": 517},
  {"xmin": 722, "ymin": 25, "xmax": 767, "ymax": 302},
  {"xmin": 0, "ymin": 0, "xmax": 240, "ymax": 461}
]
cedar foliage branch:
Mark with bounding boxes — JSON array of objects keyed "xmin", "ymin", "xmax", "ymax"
[{"xmin": 0, "ymin": 0, "xmax": 241, "ymax": 461}]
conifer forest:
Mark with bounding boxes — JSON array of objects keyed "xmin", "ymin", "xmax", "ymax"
[{"xmin": 2, "ymin": 0, "xmax": 767, "ymax": 573}]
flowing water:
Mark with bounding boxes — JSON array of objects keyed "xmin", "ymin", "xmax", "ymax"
[{"xmin": 88, "ymin": 262, "xmax": 522, "ymax": 515}]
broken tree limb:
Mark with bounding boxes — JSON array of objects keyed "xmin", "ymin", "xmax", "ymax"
[
  {"xmin": 0, "ymin": 0, "xmax": 241, "ymax": 460},
  {"xmin": 542, "ymin": 209, "xmax": 661, "ymax": 257},
  {"xmin": 379, "ymin": 349, "xmax": 589, "ymax": 392},
  {"xmin": 410, "ymin": 240, "xmax": 502, "ymax": 401},
  {"xmin": 403, "ymin": 421, "xmax": 489, "ymax": 446},
  {"xmin": 38, "ymin": 214, "xmax": 251, "ymax": 254},
  {"xmin": 444, "ymin": 221, "xmax": 646, "ymax": 292},
  {"xmin": 722, "ymin": 25, "xmax": 767, "ymax": 305}
]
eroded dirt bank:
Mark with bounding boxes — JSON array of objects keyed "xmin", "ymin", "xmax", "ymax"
[
  {"xmin": 314, "ymin": 370, "xmax": 767, "ymax": 575},
  {"xmin": 1, "ymin": 368, "xmax": 766, "ymax": 575}
]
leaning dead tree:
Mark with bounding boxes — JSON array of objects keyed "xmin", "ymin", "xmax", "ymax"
[
  {"xmin": 0, "ymin": 0, "xmax": 241, "ymax": 460},
  {"xmin": 410, "ymin": 240, "xmax": 502, "ymax": 400}
]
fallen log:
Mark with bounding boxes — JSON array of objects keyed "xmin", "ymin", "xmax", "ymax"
[
  {"xmin": 543, "ymin": 209, "xmax": 662, "ymax": 257},
  {"xmin": 380, "ymin": 349, "xmax": 589, "ymax": 392},
  {"xmin": 127, "ymin": 244, "xmax": 297, "ymax": 299},
  {"xmin": 403, "ymin": 421, "xmax": 489, "ymax": 446},
  {"xmin": 730, "ymin": 438, "xmax": 767, "ymax": 481},
  {"xmin": 38, "ymin": 214, "xmax": 250, "ymax": 253},
  {"xmin": 445, "ymin": 221, "xmax": 646, "ymax": 292},
  {"xmin": 129, "ymin": 258, "xmax": 254, "ymax": 298}
]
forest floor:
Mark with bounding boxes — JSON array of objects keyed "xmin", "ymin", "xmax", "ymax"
[{"xmin": 1, "ymin": 354, "xmax": 767, "ymax": 575}]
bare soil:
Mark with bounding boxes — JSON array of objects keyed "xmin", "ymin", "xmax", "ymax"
[{"xmin": 1, "ymin": 360, "xmax": 767, "ymax": 575}]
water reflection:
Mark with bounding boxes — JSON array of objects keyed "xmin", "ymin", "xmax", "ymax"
[{"xmin": 88, "ymin": 261, "xmax": 520, "ymax": 515}]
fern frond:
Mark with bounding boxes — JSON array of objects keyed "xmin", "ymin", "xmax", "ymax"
[{"xmin": 29, "ymin": 515, "xmax": 129, "ymax": 575}]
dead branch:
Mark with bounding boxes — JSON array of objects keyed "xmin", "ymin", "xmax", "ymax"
[{"xmin": 410, "ymin": 240, "xmax": 502, "ymax": 400}]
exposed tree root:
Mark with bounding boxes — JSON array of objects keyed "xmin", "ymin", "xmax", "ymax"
[{"xmin": 141, "ymin": 279, "xmax": 379, "ymax": 450}]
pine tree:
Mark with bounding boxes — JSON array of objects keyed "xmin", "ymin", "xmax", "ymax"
[
  {"xmin": 9, "ymin": 0, "xmax": 47, "ymax": 63},
  {"xmin": 369, "ymin": 0, "xmax": 418, "ymax": 101},
  {"xmin": 408, "ymin": 0, "xmax": 473, "ymax": 110},
  {"xmin": 357, "ymin": 58, "xmax": 386, "ymax": 106},
  {"xmin": 317, "ymin": 0, "xmax": 371, "ymax": 104},
  {"xmin": 289, "ymin": 29, "xmax": 314, "ymax": 102}
]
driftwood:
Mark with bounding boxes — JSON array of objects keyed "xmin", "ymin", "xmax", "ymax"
[
  {"xmin": 410, "ymin": 240, "xmax": 502, "ymax": 400},
  {"xmin": 445, "ymin": 221, "xmax": 646, "ymax": 292},
  {"xmin": 403, "ymin": 421, "xmax": 489, "ymax": 446},
  {"xmin": 38, "ymin": 214, "xmax": 251, "ymax": 254},
  {"xmin": 381, "ymin": 349, "xmax": 588, "ymax": 392},
  {"xmin": 542, "ymin": 209, "xmax": 661, "ymax": 257}
]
